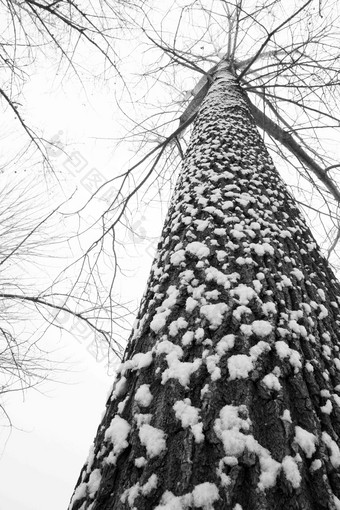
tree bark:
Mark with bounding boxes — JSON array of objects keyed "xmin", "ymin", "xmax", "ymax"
[{"xmin": 69, "ymin": 62, "xmax": 340, "ymax": 510}]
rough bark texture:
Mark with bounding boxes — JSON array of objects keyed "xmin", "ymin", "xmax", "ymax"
[{"xmin": 69, "ymin": 64, "xmax": 340, "ymax": 510}]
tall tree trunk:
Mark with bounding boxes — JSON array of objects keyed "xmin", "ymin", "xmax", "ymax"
[{"xmin": 69, "ymin": 63, "xmax": 340, "ymax": 510}]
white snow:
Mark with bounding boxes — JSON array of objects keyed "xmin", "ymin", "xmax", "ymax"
[
  {"xmin": 216, "ymin": 335, "xmax": 235, "ymax": 355},
  {"xmin": 281, "ymin": 456, "xmax": 301, "ymax": 488},
  {"xmin": 318, "ymin": 304, "xmax": 328, "ymax": 319},
  {"xmin": 141, "ymin": 473, "xmax": 158, "ymax": 495},
  {"xmin": 214, "ymin": 404, "xmax": 300, "ymax": 491},
  {"xmin": 214, "ymin": 404, "xmax": 252, "ymax": 457},
  {"xmin": 233, "ymin": 305, "xmax": 252, "ymax": 321},
  {"xmin": 121, "ymin": 474, "xmax": 158, "ymax": 506},
  {"xmin": 294, "ymin": 426, "xmax": 317, "ymax": 458},
  {"xmin": 194, "ymin": 219, "xmax": 210, "ymax": 231},
  {"xmin": 262, "ymin": 373, "xmax": 281, "ymax": 391},
  {"xmin": 216, "ymin": 250, "xmax": 227, "ymax": 261},
  {"xmin": 322, "ymin": 431, "xmax": 340, "ymax": 468},
  {"xmin": 288, "ymin": 320, "xmax": 307, "ymax": 338},
  {"xmin": 305, "ymin": 362, "xmax": 314, "ymax": 372},
  {"xmin": 128, "ymin": 351, "xmax": 153, "ymax": 371},
  {"xmin": 86, "ymin": 445, "xmax": 95, "ymax": 473},
  {"xmin": 205, "ymin": 289, "xmax": 220, "ymax": 300},
  {"xmin": 154, "ymin": 482, "xmax": 219, "ymax": 510},
  {"xmin": 186, "ymin": 297, "xmax": 198, "ymax": 312},
  {"xmin": 139, "ymin": 424, "xmax": 167, "ymax": 458},
  {"xmin": 204, "ymin": 267, "xmax": 229, "ymax": 287},
  {"xmin": 135, "ymin": 384, "xmax": 153, "ymax": 407},
  {"xmin": 155, "ymin": 340, "xmax": 183, "ymax": 358},
  {"xmin": 169, "ymin": 317, "xmax": 188, "ymax": 337},
  {"xmin": 135, "ymin": 413, "xmax": 152, "ymax": 429},
  {"xmin": 192, "ymin": 482, "xmax": 219, "ymax": 508},
  {"xmin": 333, "ymin": 393, "xmax": 340, "ymax": 407},
  {"xmin": 317, "ymin": 288, "xmax": 326, "ymax": 301},
  {"xmin": 150, "ymin": 310, "xmax": 171, "ymax": 333},
  {"xmin": 104, "ymin": 416, "xmax": 131, "ymax": 464},
  {"xmin": 154, "ymin": 491, "xmax": 184, "ymax": 510},
  {"xmin": 334, "ymin": 358, "xmax": 340, "ymax": 370},
  {"xmin": 182, "ymin": 331, "xmax": 195, "ymax": 346},
  {"xmin": 281, "ymin": 410, "xmax": 292, "ymax": 423},
  {"xmin": 121, "ymin": 483, "xmax": 140, "ymax": 506},
  {"xmin": 200, "ymin": 303, "xmax": 228, "ymax": 329},
  {"xmin": 275, "ymin": 341, "xmax": 301, "ymax": 371},
  {"xmin": 258, "ymin": 455, "xmax": 281, "ymax": 490},
  {"xmin": 250, "ymin": 242, "xmax": 274, "ymax": 256},
  {"xmin": 117, "ymin": 396, "xmax": 128, "ymax": 414},
  {"xmin": 262, "ymin": 302, "xmax": 276, "ymax": 315},
  {"xmin": 112, "ymin": 376, "xmax": 127, "ymax": 398},
  {"xmin": 320, "ymin": 400, "xmax": 333, "ymax": 414},
  {"xmin": 249, "ymin": 341, "xmax": 271, "ymax": 359},
  {"xmin": 87, "ymin": 469, "xmax": 102, "ymax": 497},
  {"xmin": 227, "ymin": 354, "xmax": 253, "ymax": 380},
  {"xmin": 227, "ymin": 340, "xmax": 271, "ymax": 381},
  {"xmin": 206, "ymin": 354, "xmax": 221, "ymax": 381},
  {"xmin": 186, "ymin": 241, "xmax": 210, "ymax": 258},
  {"xmin": 153, "ymin": 287, "xmax": 180, "ymax": 321},
  {"xmin": 69, "ymin": 483, "xmax": 87, "ymax": 507},
  {"xmin": 231, "ymin": 285, "xmax": 257, "ymax": 305},
  {"xmin": 170, "ymin": 250, "xmax": 186, "ymax": 266},
  {"xmin": 195, "ymin": 328, "xmax": 205, "ymax": 341},
  {"xmin": 231, "ymin": 228, "xmax": 245, "ymax": 239},
  {"xmin": 161, "ymin": 356, "xmax": 201, "ymax": 387},
  {"xmin": 310, "ymin": 459, "xmax": 322, "ymax": 472},
  {"xmin": 334, "ymin": 495, "xmax": 340, "ymax": 510},
  {"xmin": 290, "ymin": 268, "xmax": 304, "ymax": 281},
  {"xmin": 135, "ymin": 457, "xmax": 147, "ymax": 468},
  {"xmin": 222, "ymin": 200, "xmax": 234, "ymax": 209},
  {"xmin": 214, "ymin": 228, "xmax": 226, "ymax": 236},
  {"xmin": 173, "ymin": 399, "xmax": 204, "ymax": 443},
  {"xmin": 251, "ymin": 320, "xmax": 272, "ymax": 337}
]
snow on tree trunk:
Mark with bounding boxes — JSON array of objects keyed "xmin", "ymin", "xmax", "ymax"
[{"xmin": 69, "ymin": 63, "xmax": 340, "ymax": 510}]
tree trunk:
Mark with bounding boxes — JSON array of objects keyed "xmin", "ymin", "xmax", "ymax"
[{"xmin": 69, "ymin": 63, "xmax": 340, "ymax": 510}]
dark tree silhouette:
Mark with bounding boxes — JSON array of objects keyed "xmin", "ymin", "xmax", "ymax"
[{"xmin": 68, "ymin": 7, "xmax": 340, "ymax": 506}]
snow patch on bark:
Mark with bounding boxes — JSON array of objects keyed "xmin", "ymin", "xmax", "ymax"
[
  {"xmin": 228, "ymin": 341, "xmax": 271, "ymax": 380},
  {"xmin": 121, "ymin": 473, "xmax": 158, "ymax": 506},
  {"xmin": 262, "ymin": 373, "xmax": 281, "ymax": 391},
  {"xmin": 281, "ymin": 456, "xmax": 301, "ymax": 488},
  {"xmin": 155, "ymin": 482, "xmax": 219, "ymax": 510},
  {"xmin": 104, "ymin": 416, "xmax": 131, "ymax": 464},
  {"xmin": 251, "ymin": 320, "xmax": 272, "ymax": 337},
  {"xmin": 135, "ymin": 384, "xmax": 153, "ymax": 407},
  {"xmin": 227, "ymin": 354, "xmax": 253, "ymax": 380},
  {"xmin": 322, "ymin": 431, "xmax": 340, "ymax": 468},
  {"xmin": 200, "ymin": 303, "xmax": 228, "ymax": 329},
  {"xmin": 150, "ymin": 286, "xmax": 180, "ymax": 332},
  {"xmin": 186, "ymin": 241, "xmax": 210, "ymax": 258},
  {"xmin": 214, "ymin": 405, "xmax": 283, "ymax": 490},
  {"xmin": 161, "ymin": 354, "xmax": 201, "ymax": 388},
  {"xmin": 139, "ymin": 424, "xmax": 167, "ymax": 458},
  {"xmin": 173, "ymin": 399, "xmax": 204, "ymax": 443},
  {"xmin": 294, "ymin": 426, "xmax": 317, "ymax": 458}
]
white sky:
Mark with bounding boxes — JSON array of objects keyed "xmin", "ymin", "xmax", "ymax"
[{"xmin": 0, "ymin": 345, "xmax": 111, "ymax": 510}]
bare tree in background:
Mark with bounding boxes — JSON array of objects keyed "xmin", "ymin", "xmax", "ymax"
[
  {"xmin": 67, "ymin": 1, "xmax": 340, "ymax": 508},
  {"xmin": 0, "ymin": 0, "xmax": 130, "ymax": 166},
  {"xmin": 0, "ymin": 0, "xmax": 139, "ymax": 421}
]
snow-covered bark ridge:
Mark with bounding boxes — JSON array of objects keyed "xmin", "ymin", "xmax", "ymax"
[{"xmin": 69, "ymin": 64, "xmax": 340, "ymax": 510}]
